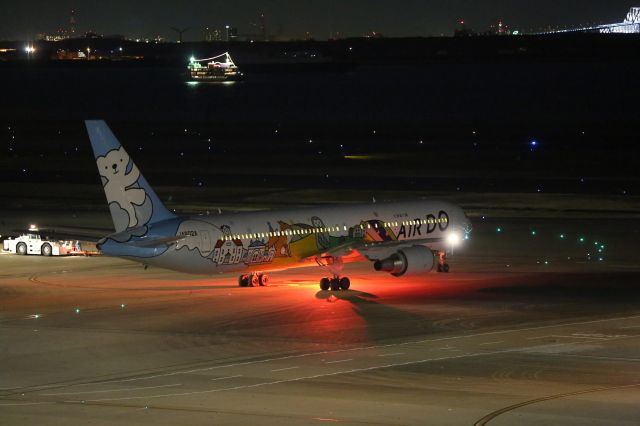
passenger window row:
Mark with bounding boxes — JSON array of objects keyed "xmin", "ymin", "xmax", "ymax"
[
  {"xmin": 223, "ymin": 225, "xmax": 348, "ymax": 241},
  {"xmin": 220, "ymin": 216, "xmax": 448, "ymax": 241}
]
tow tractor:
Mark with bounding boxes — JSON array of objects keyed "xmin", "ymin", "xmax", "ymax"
[{"xmin": 2, "ymin": 225, "xmax": 81, "ymax": 256}]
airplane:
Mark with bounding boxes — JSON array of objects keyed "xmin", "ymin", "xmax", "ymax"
[{"xmin": 86, "ymin": 120, "xmax": 473, "ymax": 291}]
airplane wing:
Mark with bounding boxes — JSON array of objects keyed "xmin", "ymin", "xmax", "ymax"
[
  {"xmin": 360, "ymin": 236, "xmax": 446, "ymax": 260},
  {"xmin": 325, "ymin": 236, "xmax": 445, "ymax": 261}
]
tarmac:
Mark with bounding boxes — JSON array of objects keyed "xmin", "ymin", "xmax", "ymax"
[{"xmin": 0, "ymin": 216, "xmax": 639, "ymax": 425}]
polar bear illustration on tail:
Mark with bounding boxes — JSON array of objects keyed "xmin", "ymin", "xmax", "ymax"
[
  {"xmin": 97, "ymin": 147, "xmax": 147, "ymax": 229},
  {"xmin": 87, "ymin": 120, "xmax": 177, "ymax": 237}
]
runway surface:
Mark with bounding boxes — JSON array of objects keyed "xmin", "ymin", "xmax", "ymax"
[{"xmin": 1, "ymin": 217, "xmax": 639, "ymax": 425}]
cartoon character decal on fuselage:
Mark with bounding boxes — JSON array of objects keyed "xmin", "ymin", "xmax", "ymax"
[
  {"xmin": 170, "ymin": 216, "xmax": 356, "ymax": 268},
  {"xmin": 211, "ymin": 225, "xmax": 243, "ymax": 265}
]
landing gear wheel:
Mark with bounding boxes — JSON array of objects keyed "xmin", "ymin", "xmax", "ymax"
[
  {"xmin": 320, "ymin": 278, "xmax": 330, "ymax": 291},
  {"xmin": 330, "ymin": 278, "xmax": 341, "ymax": 291},
  {"xmin": 16, "ymin": 243, "xmax": 27, "ymax": 255},
  {"xmin": 437, "ymin": 264, "xmax": 443, "ymax": 273},
  {"xmin": 258, "ymin": 274, "xmax": 269, "ymax": 286},
  {"xmin": 41, "ymin": 243, "xmax": 52, "ymax": 256},
  {"xmin": 442, "ymin": 264, "xmax": 450, "ymax": 273},
  {"xmin": 238, "ymin": 275, "xmax": 250, "ymax": 287},
  {"xmin": 339, "ymin": 277, "xmax": 351, "ymax": 290},
  {"xmin": 250, "ymin": 274, "xmax": 260, "ymax": 287}
]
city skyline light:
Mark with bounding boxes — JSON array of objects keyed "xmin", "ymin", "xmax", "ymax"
[{"xmin": 1, "ymin": 0, "xmax": 638, "ymax": 41}]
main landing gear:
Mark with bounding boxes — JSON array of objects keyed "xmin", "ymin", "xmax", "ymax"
[
  {"xmin": 319, "ymin": 276, "xmax": 350, "ymax": 291},
  {"xmin": 316, "ymin": 255, "xmax": 350, "ymax": 291},
  {"xmin": 238, "ymin": 273, "xmax": 269, "ymax": 287},
  {"xmin": 436, "ymin": 251, "xmax": 450, "ymax": 273}
]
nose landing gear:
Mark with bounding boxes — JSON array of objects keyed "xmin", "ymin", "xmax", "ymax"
[{"xmin": 436, "ymin": 251, "xmax": 450, "ymax": 273}]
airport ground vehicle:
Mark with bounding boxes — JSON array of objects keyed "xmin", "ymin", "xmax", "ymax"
[{"xmin": 3, "ymin": 233, "xmax": 72, "ymax": 256}]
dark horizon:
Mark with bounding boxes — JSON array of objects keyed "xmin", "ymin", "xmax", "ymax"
[{"xmin": 2, "ymin": 0, "xmax": 638, "ymax": 41}]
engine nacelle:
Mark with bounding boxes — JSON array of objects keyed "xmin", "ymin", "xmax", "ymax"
[{"xmin": 373, "ymin": 245, "xmax": 435, "ymax": 277}]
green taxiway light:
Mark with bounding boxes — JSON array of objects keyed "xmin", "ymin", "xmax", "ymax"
[
  {"xmin": 579, "ymin": 237, "xmax": 585, "ymax": 243},
  {"xmin": 74, "ymin": 308, "xmax": 80, "ymax": 314},
  {"xmin": 531, "ymin": 230, "xmax": 537, "ymax": 236},
  {"xmin": 560, "ymin": 234, "xmax": 565, "ymax": 239},
  {"xmin": 496, "ymin": 227, "xmax": 502, "ymax": 233}
]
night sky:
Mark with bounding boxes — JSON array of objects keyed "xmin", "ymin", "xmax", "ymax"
[{"xmin": 2, "ymin": 0, "xmax": 638, "ymax": 41}]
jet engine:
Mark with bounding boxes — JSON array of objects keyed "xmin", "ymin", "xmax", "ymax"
[{"xmin": 373, "ymin": 246, "xmax": 435, "ymax": 277}]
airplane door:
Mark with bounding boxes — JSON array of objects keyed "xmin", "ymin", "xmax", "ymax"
[{"xmin": 199, "ymin": 229, "xmax": 213, "ymax": 256}]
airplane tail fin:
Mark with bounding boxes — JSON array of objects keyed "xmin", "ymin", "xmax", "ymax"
[{"xmin": 85, "ymin": 120, "xmax": 176, "ymax": 233}]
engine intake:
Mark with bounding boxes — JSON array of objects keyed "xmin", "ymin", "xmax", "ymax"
[{"xmin": 373, "ymin": 246, "xmax": 435, "ymax": 277}]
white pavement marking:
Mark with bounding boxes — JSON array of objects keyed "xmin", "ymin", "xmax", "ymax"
[
  {"xmin": 480, "ymin": 341, "xmax": 504, "ymax": 346},
  {"xmin": 527, "ymin": 335, "xmax": 555, "ymax": 340},
  {"xmin": 29, "ymin": 313, "xmax": 640, "ymax": 390},
  {"xmin": 40, "ymin": 383, "xmax": 182, "ymax": 396},
  {"xmin": 378, "ymin": 353, "xmax": 405, "ymax": 357},
  {"xmin": 84, "ymin": 350, "xmax": 507, "ymax": 402},
  {"xmin": 0, "ymin": 401, "xmax": 52, "ymax": 407},
  {"xmin": 270, "ymin": 367, "xmax": 299, "ymax": 372},
  {"xmin": 551, "ymin": 354, "xmax": 640, "ymax": 363},
  {"xmin": 325, "ymin": 359, "xmax": 353, "ymax": 364},
  {"xmin": 552, "ymin": 335, "xmax": 609, "ymax": 340},
  {"xmin": 211, "ymin": 375, "xmax": 243, "ymax": 381}
]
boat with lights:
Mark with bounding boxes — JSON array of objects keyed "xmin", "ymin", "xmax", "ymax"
[{"xmin": 187, "ymin": 52, "xmax": 243, "ymax": 81}]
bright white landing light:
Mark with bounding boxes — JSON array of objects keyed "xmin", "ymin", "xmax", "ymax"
[{"xmin": 447, "ymin": 232, "xmax": 462, "ymax": 246}]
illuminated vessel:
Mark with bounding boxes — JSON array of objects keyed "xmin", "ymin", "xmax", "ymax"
[{"xmin": 187, "ymin": 52, "xmax": 243, "ymax": 81}]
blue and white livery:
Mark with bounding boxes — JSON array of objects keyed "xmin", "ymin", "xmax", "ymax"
[{"xmin": 86, "ymin": 120, "xmax": 472, "ymax": 290}]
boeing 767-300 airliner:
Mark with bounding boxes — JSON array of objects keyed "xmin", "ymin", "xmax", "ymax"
[{"xmin": 86, "ymin": 120, "xmax": 472, "ymax": 290}]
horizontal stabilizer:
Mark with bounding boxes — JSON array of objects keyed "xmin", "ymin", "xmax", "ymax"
[{"xmin": 127, "ymin": 235, "xmax": 186, "ymax": 248}]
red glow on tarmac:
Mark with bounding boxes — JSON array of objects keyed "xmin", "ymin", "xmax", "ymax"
[{"xmin": 8, "ymin": 256, "xmax": 602, "ymax": 348}]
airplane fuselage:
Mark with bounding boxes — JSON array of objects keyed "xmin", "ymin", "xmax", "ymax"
[{"xmin": 98, "ymin": 200, "xmax": 470, "ymax": 275}]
